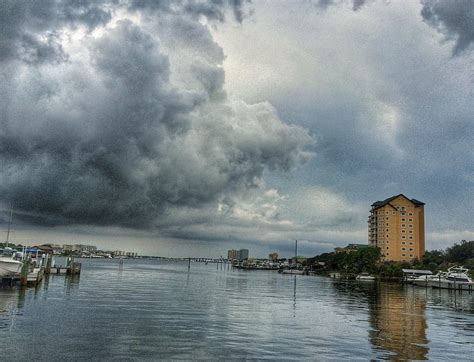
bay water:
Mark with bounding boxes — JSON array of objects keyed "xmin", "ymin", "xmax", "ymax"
[{"xmin": 0, "ymin": 259, "xmax": 473, "ymax": 360}]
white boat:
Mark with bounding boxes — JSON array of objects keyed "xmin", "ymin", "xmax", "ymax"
[
  {"xmin": 279, "ymin": 240, "xmax": 305, "ymax": 275},
  {"xmin": 356, "ymin": 273, "xmax": 375, "ymax": 281},
  {"xmin": 280, "ymin": 269, "xmax": 304, "ymax": 275},
  {"xmin": 0, "ymin": 256, "xmax": 22, "ymax": 277},
  {"xmin": 412, "ymin": 271, "xmax": 446, "ymax": 287},
  {"xmin": 0, "ymin": 206, "xmax": 22, "ymax": 277},
  {"xmin": 430, "ymin": 266, "xmax": 474, "ymax": 291}
]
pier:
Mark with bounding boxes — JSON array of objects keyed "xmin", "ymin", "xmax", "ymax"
[{"xmin": 1, "ymin": 254, "xmax": 82, "ymax": 288}]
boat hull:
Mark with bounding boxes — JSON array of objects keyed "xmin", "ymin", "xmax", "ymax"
[
  {"xmin": 280, "ymin": 269, "xmax": 304, "ymax": 275},
  {"xmin": 430, "ymin": 280, "xmax": 474, "ymax": 291},
  {"xmin": 0, "ymin": 258, "xmax": 22, "ymax": 277}
]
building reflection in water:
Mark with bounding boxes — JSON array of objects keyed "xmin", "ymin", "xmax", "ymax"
[{"xmin": 368, "ymin": 283, "xmax": 429, "ymax": 360}]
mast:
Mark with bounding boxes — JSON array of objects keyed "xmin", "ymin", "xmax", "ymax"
[
  {"xmin": 295, "ymin": 240, "xmax": 297, "ymax": 266},
  {"xmin": 5, "ymin": 204, "xmax": 13, "ymax": 248}
]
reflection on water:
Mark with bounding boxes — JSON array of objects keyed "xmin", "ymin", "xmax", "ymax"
[
  {"xmin": 368, "ymin": 283, "xmax": 428, "ymax": 360},
  {"xmin": 0, "ymin": 259, "xmax": 472, "ymax": 360},
  {"xmin": 0, "ymin": 290, "xmax": 20, "ymax": 330}
]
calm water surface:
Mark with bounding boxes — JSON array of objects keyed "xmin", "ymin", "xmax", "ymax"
[{"xmin": 0, "ymin": 259, "xmax": 473, "ymax": 360}]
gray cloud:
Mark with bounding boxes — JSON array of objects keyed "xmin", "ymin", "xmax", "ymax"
[
  {"xmin": 212, "ymin": 0, "xmax": 473, "ymax": 250},
  {"xmin": 0, "ymin": 2, "xmax": 310, "ymax": 230},
  {"xmin": 127, "ymin": 0, "xmax": 250, "ymax": 23},
  {"xmin": 0, "ymin": 0, "xmax": 111, "ymax": 63},
  {"xmin": 314, "ymin": 0, "xmax": 367, "ymax": 11},
  {"xmin": 421, "ymin": 0, "xmax": 474, "ymax": 55},
  {"xmin": 0, "ymin": 0, "xmax": 250, "ymax": 65}
]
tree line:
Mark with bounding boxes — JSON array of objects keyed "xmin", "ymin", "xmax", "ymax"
[{"xmin": 306, "ymin": 240, "xmax": 474, "ymax": 278}]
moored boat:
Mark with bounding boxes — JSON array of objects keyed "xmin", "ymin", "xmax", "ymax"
[
  {"xmin": 412, "ymin": 271, "xmax": 446, "ymax": 287},
  {"xmin": 280, "ymin": 269, "xmax": 305, "ymax": 275},
  {"xmin": 0, "ymin": 205, "xmax": 23, "ymax": 277},
  {"xmin": 278, "ymin": 240, "xmax": 306, "ymax": 275},
  {"xmin": 356, "ymin": 273, "xmax": 375, "ymax": 281},
  {"xmin": 429, "ymin": 266, "xmax": 474, "ymax": 291},
  {"xmin": 0, "ymin": 256, "xmax": 22, "ymax": 277}
]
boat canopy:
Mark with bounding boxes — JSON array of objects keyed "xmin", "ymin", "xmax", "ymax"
[{"xmin": 402, "ymin": 269, "xmax": 433, "ymax": 275}]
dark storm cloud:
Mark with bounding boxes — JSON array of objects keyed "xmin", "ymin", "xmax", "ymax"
[
  {"xmin": 421, "ymin": 0, "xmax": 474, "ymax": 55},
  {"xmin": 0, "ymin": 1, "xmax": 310, "ymax": 229},
  {"xmin": 0, "ymin": 0, "xmax": 111, "ymax": 63},
  {"xmin": 0, "ymin": 0, "xmax": 249, "ymax": 64},
  {"xmin": 128, "ymin": 0, "xmax": 250, "ymax": 23}
]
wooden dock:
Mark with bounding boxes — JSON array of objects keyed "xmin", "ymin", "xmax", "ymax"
[
  {"xmin": 1, "ymin": 255, "xmax": 82, "ymax": 288},
  {"xmin": 26, "ymin": 267, "xmax": 45, "ymax": 286}
]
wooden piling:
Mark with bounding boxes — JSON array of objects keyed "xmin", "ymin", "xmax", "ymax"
[
  {"xmin": 45, "ymin": 253, "xmax": 52, "ymax": 275},
  {"xmin": 20, "ymin": 259, "xmax": 29, "ymax": 286}
]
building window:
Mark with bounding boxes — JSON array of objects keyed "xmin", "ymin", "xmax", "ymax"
[
  {"xmin": 409, "ymin": 236, "xmax": 413, "ymax": 240},
  {"xmin": 401, "ymin": 207, "xmax": 405, "ymax": 211},
  {"xmin": 392, "ymin": 212, "xmax": 396, "ymax": 215},
  {"xmin": 401, "ymin": 218, "xmax": 406, "ymax": 222},
  {"xmin": 409, "ymin": 241, "xmax": 414, "ymax": 245},
  {"xmin": 402, "ymin": 247, "xmax": 406, "ymax": 251},
  {"xmin": 409, "ymin": 230, "xmax": 413, "ymax": 234},
  {"xmin": 401, "ymin": 212, "xmax": 406, "ymax": 216},
  {"xmin": 409, "ymin": 248, "xmax": 414, "ymax": 251},
  {"xmin": 402, "ymin": 229, "xmax": 406, "ymax": 233},
  {"xmin": 410, "ymin": 254, "xmax": 414, "ymax": 257},
  {"xmin": 401, "ymin": 224, "xmax": 406, "ymax": 228},
  {"xmin": 386, "ymin": 211, "xmax": 389, "ymax": 215},
  {"xmin": 402, "ymin": 253, "xmax": 406, "ymax": 257},
  {"xmin": 401, "ymin": 235, "xmax": 406, "ymax": 239},
  {"xmin": 409, "ymin": 224, "xmax": 413, "ymax": 228},
  {"xmin": 409, "ymin": 218, "xmax": 413, "ymax": 222},
  {"xmin": 386, "ymin": 247, "xmax": 389, "ymax": 249},
  {"xmin": 408, "ymin": 212, "xmax": 413, "ymax": 216},
  {"xmin": 386, "ymin": 229, "xmax": 389, "ymax": 232},
  {"xmin": 402, "ymin": 241, "xmax": 406, "ymax": 245}
]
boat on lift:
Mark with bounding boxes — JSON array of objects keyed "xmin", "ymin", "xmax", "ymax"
[
  {"xmin": 0, "ymin": 205, "xmax": 22, "ymax": 277},
  {"xmin": 412, "ymin": 271, "xmax": 446, "ymax": 287}
]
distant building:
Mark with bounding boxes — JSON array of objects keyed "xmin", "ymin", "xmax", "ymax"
[
  {"xmin": 63, "ymin": 244, "xmax": 76, "ymax": 252},
  {"xmin": 35, "ymin": 243, "xmax": 63, "ymax": 255},
  {"xmin": 335, "ymin": 244, "xmax": 370, "ymax": 254},
  {"xmin": 368, "ymin": 194, "xmax": 425, "ymax": 262},
  {"xmin": 63, "ymin": 244, "xmax": 97, "ymax": 253},
  {"xmin": 227, "ymin": 248, "xmax": 249, "ymax": 261},
  {"xmin": 291, "ymin": 256, "xmax": 306, "ymax": 265},
  {"xmin": 269, "ymin": 252, "xmax": 279, "ymax": 261},
  {"xmin": 113, "ymin": 250, "xmax": 137, "ymax": 258},
  {"xmin": 228, "ymin": 249, "xmax": 240, "ymax": 261},
  {"xmin": 239, "ymin": 249, "xmax": 249, "ymax": 261}
]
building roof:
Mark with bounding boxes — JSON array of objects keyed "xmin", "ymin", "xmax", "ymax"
[
  {"xmin": 402, "ymin": 269, "xmax": 432, "ymax": 275},
  {"xmin": 346, "ymin": 244, "xmax": 370, "ymax": 249},
  {"xmin": 371, "ymin": 194, "xmax": 425, "ymax": 210}
]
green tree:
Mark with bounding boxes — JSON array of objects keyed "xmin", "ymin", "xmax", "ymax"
[{"xmin": 446, "ymin": 240, "xmax": 474, "ymax": 263}]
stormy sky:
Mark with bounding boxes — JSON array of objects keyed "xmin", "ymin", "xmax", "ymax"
[{"xmin": 1, "ymin": 0, "xmax": 472, "ymax": 257}]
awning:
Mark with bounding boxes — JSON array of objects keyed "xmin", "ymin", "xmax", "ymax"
[{"xmin": 402, "ymin": 269, "xmax": 433, "ymax": 275}]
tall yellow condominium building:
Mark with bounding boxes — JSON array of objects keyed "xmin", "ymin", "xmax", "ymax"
[{"xmin": 368, "ymin": 194, "xmax": 425, "ymax": 262}]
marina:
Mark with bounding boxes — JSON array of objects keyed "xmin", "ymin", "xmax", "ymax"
[
  {"xmin": 0, "ymin": 258, "xmax": 472, "ymax": 360},
  {"xmin": 0, "ymin": 0, "xmax": 471, "ymax": 360}
]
